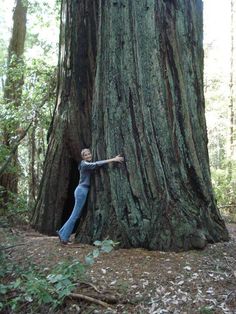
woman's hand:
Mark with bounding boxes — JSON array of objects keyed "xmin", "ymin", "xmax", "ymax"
[
  {"xmin": 113, "ymin": 154, "xmax": 124, "ymax": 163},
  {"xmin": 105, "ymin": 154, "xmax": 124, "ymax": 164}
]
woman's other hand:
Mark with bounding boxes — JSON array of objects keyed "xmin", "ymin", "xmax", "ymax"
[{"xmin": 113, "ymin": 154, "xmax": 124, "ymax": 163}]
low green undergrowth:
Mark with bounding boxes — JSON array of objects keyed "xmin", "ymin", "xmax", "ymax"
[
  {"xmin": 0, "ymin": 239, "xmax": 118, "ymax": 313},
  {"xmin": 211, "ymin": 167, "xmax": 236, "ymax": 223}
]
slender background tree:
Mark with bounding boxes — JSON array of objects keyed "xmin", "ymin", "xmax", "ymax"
[{"xmin": 228, "ymin": 0, "xmax": 235, "ymax": 181}]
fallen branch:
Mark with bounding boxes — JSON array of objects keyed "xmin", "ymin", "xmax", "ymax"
[
  {"xmin": 79, "ymin": 291, "xmax": 118, "ymax": 304},
  {"xmin": 0, "ymin": 243, "xmax": 26, "ymax": 251},
  {"xmin": 78, "ymin": 282, "xmax": 119, "ymax": 304},
  {"xmin": 68, "ymin": 292, "xmax": 111, "ymax": 308}
]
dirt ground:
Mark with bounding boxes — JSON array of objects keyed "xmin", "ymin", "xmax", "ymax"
[{"xmin": 1, "ymin": 223, "xmax": 236, "ymax": 314}]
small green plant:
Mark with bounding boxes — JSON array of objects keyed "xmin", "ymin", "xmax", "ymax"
[
  {"xmin": 116, "ymin": 279, "xmax": 130, "ymax": 294},
  {"xmin": 85, "ymin": 239, "xmax": 119, "ymax": 265},
  {"xmin": 199, "ymin": 306, "xmax": 215, "ymax": 314}
]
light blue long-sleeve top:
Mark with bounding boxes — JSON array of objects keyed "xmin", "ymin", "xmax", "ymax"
[{"xmin": 78, "ymin": 160, "xmax": 107, "ymax": 187}]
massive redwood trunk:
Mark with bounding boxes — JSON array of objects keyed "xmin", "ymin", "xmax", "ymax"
[{"xmin": 31, "ymin": 0, "xmax": 229, "ymax": 251}]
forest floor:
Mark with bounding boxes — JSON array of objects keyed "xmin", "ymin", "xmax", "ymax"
[{"xmin": 0, "ymin": 222, "xmax": 236, "ymax": 314}]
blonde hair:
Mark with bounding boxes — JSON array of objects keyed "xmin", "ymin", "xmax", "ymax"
[{"xmin": 81, "ymin": 148, "xmax": 90, "ymax": 158}]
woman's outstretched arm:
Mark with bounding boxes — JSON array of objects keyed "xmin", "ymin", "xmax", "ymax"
[{"xmin": 81, "ymin": 155, "xmax": 124, "ymax": 170}]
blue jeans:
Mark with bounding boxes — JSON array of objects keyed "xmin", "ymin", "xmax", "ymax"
[{"xmin": 58, "ymin": 185, "xmax": 89, "ymax": 242}]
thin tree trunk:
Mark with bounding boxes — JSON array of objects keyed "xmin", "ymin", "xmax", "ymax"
[
  {"xmin": 0, "ymin": 0, "xmax": 27, "ymax": 206},
  {"xmin": 28, "ymin": 119, "xmax": 37, "ymax": 205},
  {"xmin": 32, "ymin": 0, "xmax": 228, "ymax": 251},
  {"xmin": 36, "ymin": 129, "xmax": 44, "ymax": 192},
  {"xmin": 228, "ymin": 0, "xmax": 235, "ymax": 181}
]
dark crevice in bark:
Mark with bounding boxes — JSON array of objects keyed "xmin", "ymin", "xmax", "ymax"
[
  {"xmin": 128, "ymin": 92, "xmax": 141, "ymax": 161},
  {"xmin": 61, "ymin": 159, "xmax": 79, "ymax": 225}
]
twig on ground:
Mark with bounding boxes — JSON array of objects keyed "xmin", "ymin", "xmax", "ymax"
[
  {"xmin": 80, "ymin": 281, "xmax": 102, "ymax": 293},
  {"xmin": 225, "ymin": 290, "xmax": 236, "ymax": 306},
  {"xmin": 68, "ymin": 292, "xmax": 111, "ymax": 308}
]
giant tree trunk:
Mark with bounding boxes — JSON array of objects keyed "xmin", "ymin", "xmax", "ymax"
[
  {"xmin": 0, "ymin": 0, "xmax": 27, "ymax": 206},
  {"xmin": 32, "ymin": 0, "xmax": 229, "ymax": 251}
]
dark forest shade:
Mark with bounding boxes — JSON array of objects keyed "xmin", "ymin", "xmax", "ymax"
[{"xmin": 31, "ymin": 0, "xmax": 229, "ymax": 251}]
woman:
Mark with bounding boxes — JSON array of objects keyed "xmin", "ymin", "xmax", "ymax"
[{"xmin": 57, "ymin": 148, "xmax": 124, "ymax": 245}]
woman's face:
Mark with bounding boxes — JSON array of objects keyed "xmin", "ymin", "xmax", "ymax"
[{"xmin": 83, "ymin": 150, "xmax": 92, "ymax": 161}]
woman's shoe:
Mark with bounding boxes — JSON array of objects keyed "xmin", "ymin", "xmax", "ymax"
[
  {"xmin": 61, "ymin": 240, "xmax": 69, "ymax": 245},
  {"xmin": 56, "ymin": 230, "xmax": 69, "ymax": 245}
]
